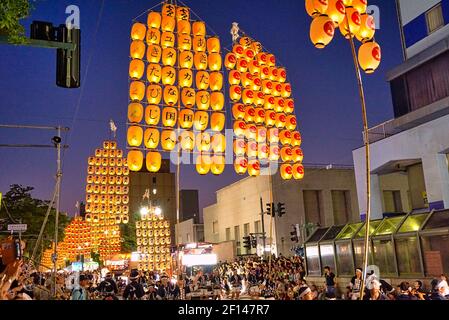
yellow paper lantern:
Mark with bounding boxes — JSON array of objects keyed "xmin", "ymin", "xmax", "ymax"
[
  {"xmin": 161, "ymin": 16, "xmax": 176, "ymax": 32},
  {"xmin": 147, "ymin": 44, "xmax": 162, "ymax": 63},
  {"xmin": 131, "ymin": 23, "xmax": 146, "ymax": 41},
  {"xmin": 257, "ymin": 126, "xmax": 268, "ymax": 143},
  {"xmin": 178, "ymin": 34, "xmax": 192, "ymax": 51},
  {"xmin": 128, "ymin": 103, "xmax": 144, "ymax": 123},
  {"xmin": 234, "ymin": 139, "xmax": 246, "ymax": 156},
  {"xmin": 193, "ymin": 36, "xmax": 207, "ymax": 52},
  {"xmin": 234, "ymin": 157, "xmax": 248, "ymax": 175},
  {"xmin": 274, "ymin": 97, "xmax": 285, "ymax": 113},
  {"xmin": 246, "ymin": 124, "xmax": 257, "ymax": 141},
  {"xmin": 279, "ymin": 130, "xmax": 292, "ymax": 145},
  {"xmin": 292, "ymin": 131, "xmax": 302, "ymax": 147},
  {"xmin": 179, "ymin": 68, "xmax": 193, "ymax": 88},
  {"xmin": 281, "ymin": 83, "xmax": 292, "ymax": 98},
  {"xmin": 177, "ymin": 19, "xmax": 191, "ymax": 35},
  {"xmin": 256, "ymin": 52, "xmax": 268, "ymax": 66},
  {"xmin": 248, "ymin": 61, "xmax": 261, "ymax": 77},
  {"xmin": 241, "ymin": 72, "xmax": 253, "ymax": 88},
  {"xmin": 280, "ymin": 164, "xmax": 293, "ymax": 180},
  {"xmin": 306, "ymin": 0, "xmax": 329, "ymax": 17},
  {"xmin": 236, "ymin": 59, "xmax": 249, "ymax": 73},
  {"xmin": 252, "ymin": 41, "xmax": 263, "ymax": 54},
  {"xmin": 286, "ymin": 115, "xmax": 297, "ymax": 131},
  {"xmin": 275, "ymin": 113, "xmax": 287, "ymax": 129},
  {"xmin": 244, "ymin": 106, "xmax": 256, "ymax": 123},
  {"xmin": 130, "ymin": 40, "xmax": 145, "ymax": 59},
  {"xmin": 196, "ymin": 91, "xmax": 210, "ymax": 110},
  {"xmin": 284, "ymin": 99, "xmax": 295, "ymax": 114},
  {"xmin": 192, "ymin": 21, "xmax": 206, "ymax": 36},
  {"xmin": 210, "ymin": 92, "xmax": 224, "ymax": 111},
  {"xmin": 327, "ymin": 0, "xmax": 346, "ymax": 26},
  {"xmin": 358, "ymin": 41, "xmax": 381, "ymax": 74},
  {"xmin": 242, "ymin": 89, "xmax": 254, "ymax": 105},
  {"xmin": 162, "ymin": 47, "xmax": 177, "ymax": 66},
  {"xmin": 194, "ymin": 52, "xmax": 208, "ymax": 70},
  {"xmin": 211, "ymin": 113, "xmax": 225, "ymax": 132},
  {"xmin": 129, "ymin": 81, "xmax": 145, "ymax": 101},
  {"xmin": 211, "ymin": 133, "xmax": 226, "ymax": 153},
  {"xmin": 145, "ymin": 105, "xmax": 161, "ymax": 126},
  {"xmin": 293, "ymin": 163, "xmax": 305, "ymax": 180},
  {"xmin": 254, "ymin": 108, "xmax": 266, "ymax": 125},
  {"xmin": 356, "ymin": 13, "xmax": 376, "ymax": 43},
  {"xmin": 196, "ymin": 132, "xmax": 211, "ymax": 152},
  {"xmin": 310, "ymin": 15, "xmax": 335, "ymax": 49},
  {"xmin": 196, "ymin": 71, "xmax": 210, "ymax": 90},
  {"xmin": 181, "ymin": 88, "xmax": 196, "ymax": 108},
  {"xmin": 144, "ymin": 129, "xmax": 160, "ymax": 149},
  {"xmin": 162, "ymin": 66, "xmax": 176, "ymax": 85},
  {"xmin": 244, "ymin": 48, "xmax": 256, "ymax": 62},
  {"xmin": 233, "ymin": 44, "xmax": 245, "ymax": 57},
  {"xmin": 265, "ymin": 110, "xmax": 277, "ymax": 127},
  {"xmin": 239, "ymin": 36, "xmax": 252, "ymax": 48},
  {"xmin": 211, "ymin": 155, "xmax": 225, "ymax": 175},
  {"xmin": 292, "ymin": 147, "xmax": 304, "ymax": 163},
  {"xmin": 207, "ymin": 37, "xmax": 221, "ymax": 53},
  {"xmin": 194, "ymin": 111, "xmax": 209, "ymax": 131},
  {"xmin": 340, "ymin": 7, "xmax": 362, "ymax": 39},
  {"xmin": 127, "ymin": 150, "xmax": 144, "ymax": 172},
  {"xmin": 258, "ymin": 143, "xmax": 269, "ymax": 160},
  {"xmin": 254, "ymin": 91, "xmax": 265, "ymax": 107},
  {"xmin": 260, "ymin": 66, "xmax": 270, "ymax": 80},
  {"xmin": 179, "ymin": 109, "xmax": 194, "ymax": 129},
  {"xmin": 208, "ymin": 53, "xmax": 222, "ymax": 71},
  {"xmin": 264, "ymin": 95, "xmax": 275, "ymax": 110},
  {"xmin": 281, "ymin": 146, "xmax": 293, "ymax": 162},
  {"xmin": 146, "ymin": 152, "xmax": 162, "ymax": 173},
  {"xmin": 234, "ymin": 120, "xmax": 247, "ymax": 137},
  {"xmin": 162, "ymin": 107, "xmax": 178, "ymax": 127},
  {"xmin": 196, "ymin": 154, "xmax": 211, "ymax": 175},
  {"xmin": 224, "ymin": 53, "xmax": 237, "ymax": 70},
  {"xmin": 248, "ymin": 160, "xmax": 260, "ymax": 177},
  {"xmin": 163, "ymin": 86, "xmax": 179, "ymax": 106},
  {"xmin": 262, "ymin": 80, "xmax": 273, "ymax": 94},
  {"xmin": 179, "ymin": 51, "xmax": 194, "ymax": 68},
  {"xmin": 147, "ymin": 63, "xmax": 162, "ymax": 83},
  {"xmin": 266, "ymin": 54, "xmax": 276, "ymax": 67},
  {"xmin": 176, "ymin": 6, "xmax": 190, "ymax": 21},
  {"xmin": 232, "ymin": 103, "xmax": 245, "ymax": 120},
  {"xmin": 353, "ymin": 0, "xmax": 367, "ymax": 14},
  {"xmin": 146, "ymin": 27, "xmax": 161, "ymax": 45},
  {"xmin": 180, "ymin": 131, "xmax": 195, "ymax": 151},
  {"xmin": 147, "ymin": 11, "xmax": 162, "ymax": 29},
  {"xmin": 146, "ymin": 85, "xmax": 162, "ymax": 104},
  {"xmin": 229, "ymin": 70, "xmax": 241, "ymax": 85},
  {"xmin": 209, "ymin": 72, "xmax": 223, "ymax": 92},
  {"xmin": 161, "ymin": 130, "xmax": 177, "ymax": 151},
  {"xmin": 162, "ymin": 3, "xmax": 176, "ymax": 17}
]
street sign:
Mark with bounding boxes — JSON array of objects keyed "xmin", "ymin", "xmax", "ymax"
[{"xmin": 7, "ymin": 224, "xmax": 27, "ymax": 232}]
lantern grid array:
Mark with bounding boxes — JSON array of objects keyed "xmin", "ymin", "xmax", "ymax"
[{"xmin": 127, "ymin": 3, "xmax": 227, "ymax": 176}]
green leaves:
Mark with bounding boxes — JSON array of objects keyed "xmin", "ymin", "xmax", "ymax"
[{"xmin": 0, "ymin": 0, "xmax": 32, "ymax": 44}]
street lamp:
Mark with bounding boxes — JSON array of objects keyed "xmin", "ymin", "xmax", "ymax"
[
  {"xmin": 140, "ymin": 206, "xmax": 150, "ymax": 216},
  {"xmin": 154, "ymin": 207, "xmax": 162, "ymax": 216},
  {"xmin": 306, "ymin": 0, "xmax": 381, "ymax": 300}
]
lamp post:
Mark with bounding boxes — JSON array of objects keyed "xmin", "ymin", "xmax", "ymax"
[{"xmin": 306, "ymin": 0, "xmax": 382, "ymax": 300}]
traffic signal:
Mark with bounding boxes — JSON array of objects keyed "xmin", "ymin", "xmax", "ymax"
[
  {"xmin": 266, "ymin": 202, "xmax": 275, "ymax": 217},
  {"xmin": 243, "ymin": 236, "xmax": 251, "ymax": 249},
  {"xmin": 277, "ymin": 202, "xmax": 286, "ymax": 217},
  {"xmin": 290, "ymin": 224, "xmax": 299, "ymax": 242},
  {"xmin": 251, "ymin": 236, "xmax": 257, "ymax": 248},
  {"xmin": 56, "ymin": 24, "xmax": 81, "ymax": 88}
]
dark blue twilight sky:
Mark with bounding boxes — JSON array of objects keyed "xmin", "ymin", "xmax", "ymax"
[{"xmin": 0, "ymin": 0, "xmax": 402, "ymax": 216}]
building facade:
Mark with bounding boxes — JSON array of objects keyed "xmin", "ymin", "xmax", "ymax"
[
  {"xmin": 179, "ymin": 190, "xmax": 200, "ymax": 223},
  {"xmin": 353, "ymin": 0, "xmax": 449, "ymax": 220},
  {"xmin": 204, "ymin": 166, "xmax": 359, "ymax": 257},
  {"xmin": 175, "ymin": 218, "xmax": 205, "ymax": 244}
]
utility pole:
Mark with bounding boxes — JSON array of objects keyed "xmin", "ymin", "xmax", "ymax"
[
  {"xmin": 260, "ymin": 197, "xmax": 266, "ymax": 258},
  {"xmin": 52, "ymin": 126, "xmax": 62, "ymax": 297}
]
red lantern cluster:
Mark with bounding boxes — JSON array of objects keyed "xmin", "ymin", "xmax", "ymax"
[{"xmin": 63, "ymin": 217, "xmax": 92, "ymax": 261}]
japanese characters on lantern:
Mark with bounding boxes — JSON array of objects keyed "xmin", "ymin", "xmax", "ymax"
[
  {"xmin": 226, "ymin": 34, "xmax": 304, "ymax": 180},
  {"xmin": 127, "ymin": 4, "xmax": 226, "ymax": 176}
]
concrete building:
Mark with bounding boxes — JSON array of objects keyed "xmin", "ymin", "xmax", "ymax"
[
  {"xmin": 175, "ymin": 218, "xmax": 205, "ymax": 244},
  {"xmin": 353, "ymin": 0, "xmax": 449, "ymax": 220},
  {"xmin": 204, "ymin": 165, "xmax": 359, "ymax": 257},
  {"xmin": 179, "ymin": 190, "xmax": 200, "ymax": 223}
]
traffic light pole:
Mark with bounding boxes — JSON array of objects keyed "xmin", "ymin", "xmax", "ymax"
[{"xmin": 259, "ymin": 197, "xmax": 266, "ymax": 258}]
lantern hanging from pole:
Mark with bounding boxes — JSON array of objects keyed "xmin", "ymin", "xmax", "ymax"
[
  {"xmin": 279, "ymin": 130, "xmax": 292, "ymax": 145},
  {"xmin": 229, "ymin": 70, "xmax": 241, "ymax": 85},
  {"xmin": 234, "ymin": 121, "xmax": 247, "ymax": 137},
  {"xmin": 310, "ymin": 15, "xmax": 335, "ymax": 49},
  {"xmin": 144, "ymin": 128, "xmax": 160, "ymax": 149},
  {"xmin": 358, "ymin": 41, "xmax": 381, "ymax": 74},
  {"xmin": 194, "ymin": 52, "xmax": 208, "ymax": 70},
  {"xmin": 210, "ymin": 92, "xmax": 224, "ymax": 111},
  {"xmin": 265, "ymin": 110, "xmax": 276, "ymax": 127},
  {"xmin": 181, "ymin": 88, "xmax": 196, "ymax": 108},
  {"xmin": 196, "ymin": 154, "xmax": 211, "ymax": 175},
  {"xmin": 128, "ymin": 59, "xmax": 144, "ymax": 80},
  {"xmin": 178, "ymin": 34, "xmax": 192, "ymax": 51},
  {"xmin": 146, "ymin": 152, "xmax": 162, "ymax": 172},
  {"xmin": 130, "ymin": 81, "xmax": 145, "ymax": 101},
  {"xmin": 234, "ymin": 157, "xmax": 248, "ymax": 175},
  {"xmin": 180, "ymin": 131, "xmax": 195, "ymax": 151},
  {"xmin": 194, "ymin": 111, "xmax": 209, "ymax": 131},
  {"xmin": 196, "ymin": 71, "xmax": 210, "ymax": 90},
  {"xmin": 232, "ymin": 44, "xmax": 245, "ymax": 57},
  {"xmin": 275, "ymin": 113, "xmax": 287, "ymax": 129},
  {"xmin": 161, "ymin": 16, "xmax": 176, "ymax": 32},
  {"xmin": 128, "ymin": 103, "xmax": 143, "ymax": 123},
  {"xmin": 162, "ymin": 107, "xmax": 178, "ymax": 127},
  {"xmin": 340, "ymin": 7, "xmax": 361, "ymax": 39},
  {"xmin": 248, "ymin": 160, "xmax": 260, "ymax": 177},
  {"xmin": 207, "ymin": 37, "xmax": 221, "ymax": 53},
  {"xmin": 234, "ymin": 139, "xmax": 246, "ymax": 156},
  {"xmin": 306, "ymin": 0, "xmax": 329, "ymax": 17},
  {"xmin": 286, "ymin": 115, "xmax": 297, "ymax": 131},
  {"xmin": 292, "ymin": 147, "xmax": 304, "ymax": 163},
  {"xmin": 179, "ymin": 68, "xmax": 193, "ymax": 88},
  {"xmin": 246, "ymin": 124, "xmax": 257, "ymax": 141},
  {"xmin": 208, "ymin": 53, "xmax": 222, "ymax": 71},
  {"xmin": 211, "ymin": 113, "xmax": 225, "ymax": 132},
  {"xmin": 192, "ymin": 21, "xmax": 206, "ymax": 36},
  {"xmin": 146, "ymin": 28, "xmax": 161, "ymax": 45},
  {"xmin": 196, "ymin": 132, "xmax": 211, "ymax": 152},
  {"xmin": 281, "ymin": 146, "xmax": 293, "ymax": 162},
  {"xmin": 225, "ymin": 53, "xmax": 237, "ymax": 70},
  {"xmin": 280, "ymin": 164, "xmax": 293, "ymax": 180},
  {"xmin": 177, "ymin": 20, "xmax": 191, "ymax": 35},
  {"xmin": 293, "ymin": 163, "xmax": 305, "ymax": 180},
  {"xmin": 147, "ymin": 44, "xmax": 162, "ymax": 63},
  {"xmin": 211, "ymin": 156, "xmax": 225, "ymax": 175},
  {"xmin": 254, "ymin": 91, "xmax": 265, "ymax": 107},
  {"xmin": 147, "ymin": 11, "xmax": 162, "ymax": 29},
  {"xmin": 179, "ymin": 51, "xmax": 194, "ymax": 68},
  {"xmin": 327, "ymin": 0, "xmax": 346, "ymax": 26},
  {"xmin": 244, "ymin": 106, "xmax": 256, "ymax": 123},
  {"xmin": 163, "ymin": 85, "xmax": 179, "ymax": 106},
  {"xmin": 146, "ymin": 85, "xmax": 162, "ymax": 104},
  {"xmin": 127, "ymin": 126, "xmax": 143, "ymax": 147},
  {"xmin": 292, "ymin": 131, "xmax": 302, "ymax": 147},
  {"xmin": 161, "ymin": 130, "xmax": 177, "ymax": 151},
  {"xmin": 128, "ymin": 150, "xmax": 144, "ymax": 172},
  {"xmin": 352, "ymin": 0, "xmax": 367, "ymax": 14},
  {"xmin": 209, "ymin": 72, "xmax": 223, "ymax": 92},
  {"xmin": 131, "ymin": 23, "xmax": 146, "ymax": 41},
  {"xmin": 196, "ymin": 91, "xmax": 210, "ymax": 110},
  {"xmin": 284, "ymin": 99, "xmax": 295, "ymax": 114},
  {"xmin": 212, "ymin": 133, "xmax": 226, "ymax": 153},
  {"xmin": 145, "ymin": 105, "xmax": 161, "ymax": 126},
  {"xmin": 258, "ymin": 143, "xmax": 269, "ymax": 160},
  {"xmin": 232, "ymin": 103, "xmax": 245, "ymax": 120},
  {"xmin": 130, "ymin": 40, "xmax": 145, "ymax": 59},
  {"xmin": 229, "ymin": 85, "xmax": 242, "ymax": 102},
  {"xmin": 179, "ymin": 109, "xmax": 194, "ymax": 129},
  {"xmin": 269, "ymin": 145, "xmax": 280, "ymax": 161},
  {"xmin": 193, "ymin": 36, "xmax": 207, "ymax": 52},
  {"xmin": 257, "ymin": 126, "xmax": 267, "ymax": 143},
  {"xmin": 356, "ymin": 13, "xmax": 376, "ymax": 43}
]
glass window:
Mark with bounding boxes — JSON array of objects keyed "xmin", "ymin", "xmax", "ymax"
[
  {"xmin": 254, "ymin": 220, "xmax": 261, "ymax": 233},
  {"xmin": 335, "ymin": 242, "xmax": 354, "ymax": 276},
  {"xmin": 320, "ymin": 244, "xmax": 336, "ymax": 271},
  {"xmin": 243, "ymin": 223, "xmax": 250, "ymax": 236},
  {"xmin": 373, "ymin": 216, "xmax": 404, "ymax": 236},
  {"xmin": 398, "ymin": 214, "xmax": 428, "ymax": 233},
  {"xmin": 355, "ymin": 220, "xmax": 383, "ymax": 238},
  {"xmin": 353, "ymin": 240, "xmax": 373, "ymax": 269},
  {"xmin": 321, "ymin": 225, "xmax": 345, "ymax": 241},
  {"xmin": 423, "ymin": 210, "xmax": 449, "ymax": 230},
  {"xmin": 373, "ymin": 239, "xmax": 397, "ymax": 275},
  {"xmin": 307, "ymin": 227, "xmax": 329, "ymax": 243},
  {"xmin": 421, "ymin": 235, "xmax": 449, "ymax": 276},
  {"xmin": 336, "ymin": 223, "xmax": 363, "ymax": 240},
  {"xmin": 305, "ymin": 245, "xmax": 321, "ymax": 276},
  {"xmin": 212, "ymin": 221, "xmax": 218, "ymax": 234},
  {"xmin": 395, "ymin": 237, "xmax": 422, "ymax": 275},
  {"xmin": 225, "ymin": 228, "xmax": 231, "ymax": 241},
  {"xmin": 426, "ymin": 3, "xmax": 444, "ymax": 34}
]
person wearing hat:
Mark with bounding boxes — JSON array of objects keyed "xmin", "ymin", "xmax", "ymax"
[
  {"xmin": 123, "ymin": 270, "xmax": 145, "ymax": 300},
  {"xmin": 368, "ymin": 279, "xmax": 389, "ymax": 300},
  {"xmin": 71, "ymin": 274, "xmax": 89, "ymax": 300},
  {"xmin": 156, "ymin": 274, "xmax": 170, "ymax": 300},
  {"xmin": 97, "ymin": 272, "xmax": 118, "ymax": 298},
  {"xmin": 297, "ymin": 286, "xmax": 314, "ymax": 300},
  {"xmin": 348, "ymin": 268, "xmax": 363, "ymax": 300}
]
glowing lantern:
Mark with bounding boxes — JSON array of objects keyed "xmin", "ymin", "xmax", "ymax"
[
  {"xmin": 242, "ymin": 89, "xmax": 254, "ymax": 105},
  {"xmin": 257, "ymin": 126, "xmax": 268, "ymax": 143},
  {"xmin": 260, "ymin": 66, "xmax": 270, "ymax": 80},
  {"xmin": 293, "ymin": 163, "xmax": 305, "ymax": 180},
  {"xmin": 251, "ymin": 77, "xmax": 262, "ymax": 91},
  {"xmin": 131, "ymin": 23, "xmax": 146, "ymax": 41},
  {"xmin": 147, "ymin": 11, "xmax": 161, "ymax": 29},
  {"xmin": 286, "ymin": 115, "xmax": 297, "ymax": 131},
  {"xmin": 262, "ymin": 80, "xmax": 273, "ymax": 94},
  {"xmin": 161, "ymin": 130, "xmax": 177, "ymax": 151},
  {"xmin": 147, "ymin": 63, "xmax": 162, "ymax": 83},
  {"xmin": 147, "ymin": 44, "xmax": 162, "ymax": 63},
  {"xmin": 128, "ymin": 150, "xmax": 144, "ymax": 172},
  {"xmin": 269, "ymin": 145, "xmax": 280, "ymax": 161},
  {"xmin": 265, "ymin": 95, "xmax": 276, "ymax": 110},
  {"xmin": 194, "ymin": 52, "xmax": 208, "ymax": 70},
  {"xmin": 211, "ymin": 156, "xmax": 225, "ymax": 175},
  {"xmin": 178, "ymin": 34, "xmax": 192, "ymax": 51},
  {"xmin": 252, "ymin": 41, "xmax": 263, "ymax": 53},
  {"xmin": 130, "ymin": 40, "xmax": 145, "ymax": 59},
  {"xmin": 196, "ymin": 155, "xmax": 211, "ymax": 175},
  {"xmin": 128, "ymin": 103, "xmax": 144, "ymax": 123},
  {"xmin": 181, "ymin": 88, "xmax": 196, "ymax": 108},
  {"xmin": 285, "ymin": 99, "xmax": 295, "ymax": 114},
  {"xmin": 145, "ymin": 105, "xmax": 161, "ymax": 126},
  {"xmin": 193, "ymin": 36, "xmax": 206, "ymax": 52},
  {"xmin": 196, "ymin": 71, "xmax": 210, "ymax": 90},
  {"xmin": 274, "ymin": 97, "xmax": 285, "ymax": 112},
  {"xmin": 211, "ymin": 113, "xmax": 225, "ymax": 132},
  {"xmin": 161, "ymin": 66, "xmax": 176, "ymax": 85},
  {"xmin": 162, "ymin": 107, "xmax": 177, "ymax": 127},
  {"xmin": 266, "ymin": 54, "xmax": 276, "ymax": 67},
  {"xmin": 257, "ymin": 53, "xmax": 268, "ymax": 66},
  {"xmin": 356, "ymin": 13, "xmax": 375, "ymax": 43},
  {"xmin": 278, "ymin": 68, "xmax": 287, "ymax": 83},
  {"xmin": 233, "ymin": 44, "xmax": 245, "ymax": 57},
  {"xmin": 246, "ymin": 124, "xmax": 257, "ymax": 141},
  {"xmin": 179, "ymin": 68, "xmax": 193, "ymax": 88},
  {"xmin": 258, "ymin": 144, "xmax": 269, "ymax": 160},
  {"xmin": 254, "ymin": 108, "xmax": 266, "ymax": 125},
  {"xmin": 146, "ymin": 28, "xmax": 161, "ymax": 45},
  {"xmin": 176, "ymin": 6, "xmax": 190, "ymax": 20},
  {"xmin": 207, "ymin": 37, "xmax": 221, "ymax": 53},
  {"xmin": 265, "ymin": 110, "xmax": 277, "ymax": 127},
  {"xmin": 229, "ymin": 85, "xmax": 242, "ymax": 102},
  {"xmin": 179, "ymin": 109, "xmax": 194, "ymax": 129},
  {"xmin": 179, "ymin": 51, "xmax": 194, "ymax": 68},
  {"xmin": 234, "ymin": 157, "xmax": 248, "ymax": 175},
  {"xmin": 327, "ymin": 0, "xmax": 346, "ymax": 26},
  {"xmin": 236, "ymin": 59, "xmax": 248, "ymax": 72},
  {"xmin": 248, "ymin": 160, "xmax": 260, "ymax": 177},
  {"xmin": 244, "ymin": 106, "xmax": 256, "ymax": 123},
  {"xmin": 229, "ymin": 70, "xmax": 241, "ymax": 85},
  {"xmin": 161, "ymin": 32, "xmax": 175, "ymax": 49},
  {"xmin": 292, "ymin": 147, "xmax": 304, "ymax": 163},
  {"xmin": 211, "ymin": 133, "xmax": 226, "ymax": 153},
  {"xmin": 162, "ymin": 47, "xmax": 177, "ymax": 66},
  {"xmin": 358, "ymin": 41, "xmax": 381, "ymax": 74},
  {"xmin": 241, "ymin": 72, "xmax": 253, "ymax": 88},
  {"xmin": 208, "ymin": 53, "xmax": 222, "ymax": 71},
  {"xmin": 161, "ymin": 16, "xmax": 175, "ymax": 32},
  {"xmin": 177, "ymin": 20, "xmax": 191, "ymax": 35},
  {"xmin": 162, "ymin": 3, "xmax": 176, "ymax": 17},
  {"xmin": 194, "ymin": 111, "xmax": 209, "ymax": 131},
  {"xmin": 196, "ymin": 91, "xmax": 210, "ymax": 110},
  {"xmin": 234, "ymin": 139, "xmax": 246, "ymax": 156},
  {"xmin": 129, "ymin": 81, "xmax": 145, "ymax": 101},
  {"xmin": 244, "ymin": 48, "xmax": 255, "ymax": 62},
  {"xmin": 210, "ymin": 92, "xmax": 224, "ymax": 111},
  {"xmin": 306, "ymin": 0, "xmax": 329, "ymax": 17},
  {"xmin": 275, "ymin": 113, "xmax": 287, "ymax": 129},
  {"xmin": 281, "ymin": 83, "xmax": 292, "ymax": 98},
  {"xmin": 234, "ymin": 121, "xmax": 247, "ymax": 137},
  {"xmin": 281, "ymin": 164, "xmax": 293, "ymax": 180},
  {"xmin": 254, "ymin": 91, "xmax": 265, "ymax": 107},
  {"xmin": 352, "ymin": 0, "xmax": 367, "ymax": 14},
  {"xmin": 209, "ymin": 72, "xmax": 223, "ymax": 92},
  {"xmin": 225, "ymin": 53, "xmax": 237, "ymax": 70},
  {"xmin": 279, "ymin": 130, "xmax": 292, "ymax": 145},
  {"xmin": 292, "ymin": 131, "xmax": 302, "ymax": 147},
  {"xmin": 180, "ymin": 131, "xmax": 195, "ymax": 151},
  {"xmin": 146, "ymin": 85, "xmax": 162, "ymax": 104},
  {"xmin": 163, "ymin": 85, "xmax": 179, "ymax": 106},
  {"xmin": 232, "ymin": 104, "xmax": 245, "ymax": 120},
  {"xmin": 192, "ymin": 21, "xmax": 206, "ymax": 36},
  {"xmin": 310, "ymin": 15, "xmax": 335, "ymax": 49},
  {"xmin": 340, "ymin": 7, "xmax": 361, "ymax": 39},
  {"xmin": 281, "ymin": 146, "xmax": 293, "ymax": 162},
  {"xmin": 196, "ymin": 132, "xmax": 211, "ymax": 152},
  {"xmin": 239, "ymin": 36, "xmax": 252, "ymax": 48}
]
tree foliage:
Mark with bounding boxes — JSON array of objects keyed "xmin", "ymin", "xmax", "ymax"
[{"xmin": 0, "ymin": 0, "xmax": 31, "ymax": 43}]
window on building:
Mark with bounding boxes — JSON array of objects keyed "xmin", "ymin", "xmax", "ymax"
[
  {"xmin": 332, "ymin": 190, "xmax": 352, "ymax": 225},
  {"xmin": 225, "ymin": 228, "xmax": 231, "ymax": 241},
  {"xmin": 254, "ymin": 221, "xmax": 261, "ymax": 233},
  {"xmin": 395, "ymin": 237, "xmax": 422, "ymax": 275},
  {"xmin": 304, "ymin": 190, "xmax": 324, "ymax": 226},
  {"xmin": 187, "ymin": 233, "xmax": 191, "ymax": 243},
  {"xmin": 212, "ymin": 221, "xmax": 218, "ymax": 234},
  {"xmin": 234, "ymin": 225, "xmax": 240, "ymax": 244},
  {"xmin": 426, "ymin": 4, "xmax": 444, "ymax": 35},
  {"xmin": 383, "ymin": 190, "xmax": 403, "ymax": 213},
  {"xmin": 243, "ymin": 223, "xmax": 250, "ymax": 236}
]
